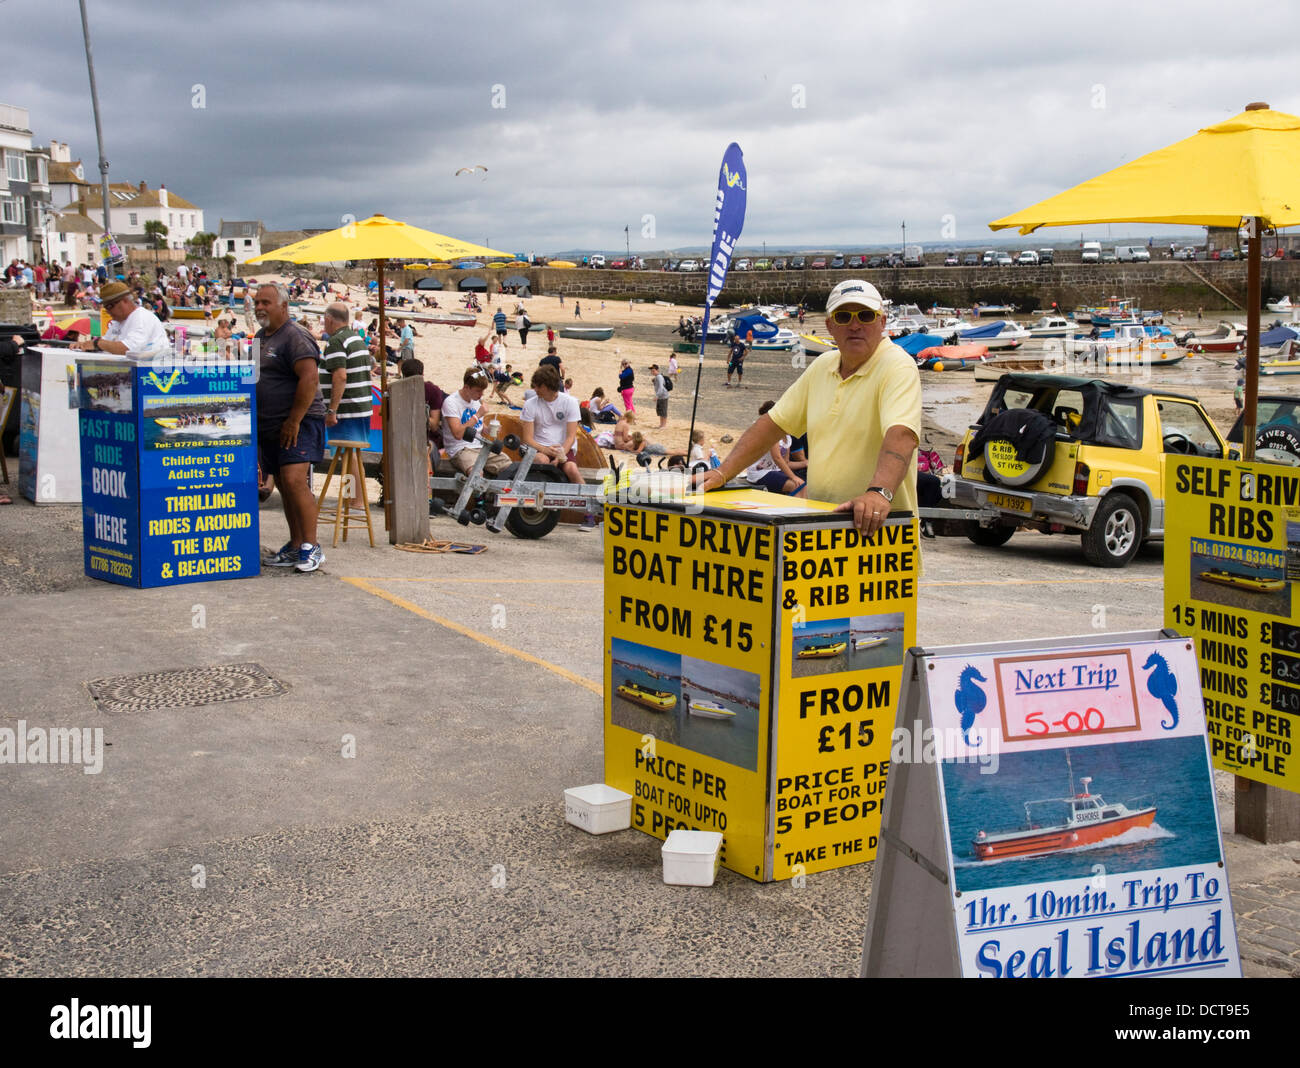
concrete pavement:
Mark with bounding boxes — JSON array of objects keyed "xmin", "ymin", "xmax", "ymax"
[{"xmin": 1, "ymin": 483, "xmax": 1296, "ymax": 977}]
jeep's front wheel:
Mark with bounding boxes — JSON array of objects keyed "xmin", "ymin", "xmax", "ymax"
[
  {"xmin": 966, "ymin": 522, "xmax": 1017, "ymax": 547},
  {"xmin": 1082, "ymin": 494, "xmax": 1142, "ymax": 567}
]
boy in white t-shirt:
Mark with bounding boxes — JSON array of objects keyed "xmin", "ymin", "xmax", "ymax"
[
  {"xmin": 442, "ymin": 366, "xmax": 510, "ymax": 476},
  {"xmin": 520, "ymin": 365, "xmax": 582, "ymax": 484}
]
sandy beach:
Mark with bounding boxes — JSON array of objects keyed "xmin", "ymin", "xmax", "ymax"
[{"xmin": 278, "ymin": 277, "xmax": 1249, "ymax": 470}]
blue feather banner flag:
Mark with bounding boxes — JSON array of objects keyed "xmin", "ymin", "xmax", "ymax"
[{"xmin": 686, "ymin": 144, "xmax": 747, "ymax": 466}]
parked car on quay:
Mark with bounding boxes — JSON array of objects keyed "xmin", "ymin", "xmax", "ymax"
[
  {"xmin": 1016, "ymin": 250, "xmax": 1039, "ymax": 266},
  {"xmin": 734, "ymin": 258, "xmax": 752, "ymax": 271},
  {"xmin": 811, "ymin": 257, "xmax": 828, "ymax": 269},
  {"xmin": 847, "ymin": 254, "xmax": 866, "ymax": 268},
  {"xmin": 963, "ymin": 253, "xmax": 981, "ymax": 267},
  {"xmin": 664, "ymin": 260, "xmax": 679, "ymax": 271},
  {"xmin": 1115, "ymin": 245, "xmax": 1151, "ymax": 262},
  {"xmin": 1038, "ymin": 248, "xmax": 1055, "ymax": 265},
  {"xmin": 791, "ymin": 256, "xmax": 807, "ymax": 269},
  {"xmin": 868, "ymin": 256, "xmax": 885, "ymax": 269},
  {"xmin": 981, "ymin": 250, "xmax": 998, "ymax": 267},
  {"xmin": 947, "ymin": 373, "xmax": 1235, "ymax": 566},
  {"xmin": 754, "ymin": 258, "xmax": 772, "ymax": 270},
  {"xmin": 1101, "ymin": 249, "xmax": 1118, "ymax": 263},
  {"xmin": 831, "ymin": 253, "xmax": 846, "ymax": 269},
  {"xmin": 996, "ymin": 252, "xmax": 1014, "ymax": 267},
  {"xmin": 944, "ymin": 252, "xmax": 960, "ymax": 266},
  {"xmin": 1081, "ymin": 241, "xmax": 1102, "ymax": 263},
  {"xmin": 589, "ymin": 254, "xmax": 606, "ymax": 268},
  {"xmin": 773, "ymin": 258, "xmax": 788, "ymax": 270},
  {"xmin": 678, "ymin": 259, "xmax": 701, "ymax": 272}
]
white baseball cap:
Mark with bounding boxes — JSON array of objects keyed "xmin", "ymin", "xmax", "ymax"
[{"xmin": 826, "ymin": 279, "xmax": 884, "ymax": 315}]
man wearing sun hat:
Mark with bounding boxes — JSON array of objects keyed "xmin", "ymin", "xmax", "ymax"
[
  {"xmin": 70, "ymin": 280, "xmax": 169, "ymax": 357},
  {"xmin": 696, "ymin": 279, "xmax": 921, "ymax": 536}
]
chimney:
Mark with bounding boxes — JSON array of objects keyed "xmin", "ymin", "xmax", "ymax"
[
  {"xmin": 158, "ymin": 184, "xmax": 168, "ymax": 209},
  {"xmin": 138, "ymin": 179, "xmax": 146, "ymax": 193}
]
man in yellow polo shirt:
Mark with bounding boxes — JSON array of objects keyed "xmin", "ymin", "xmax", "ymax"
[{"xmin": 696, "ymin": 279, "xmax": 921, "ymax": 535}]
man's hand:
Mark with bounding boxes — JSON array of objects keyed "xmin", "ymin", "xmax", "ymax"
[
  {"xmin": 280, "ymin": 418, "xmax": 301, "ymax": 449},
  {"xmin": 693, "ymin": 468, "xmax": 726, "ymax": 492},
  {"xmin": 836, "ymin": 489, "xmax": 890, "ymax": 537},
  {"xmin": 325, "ymin": 411, "xmax": 339, "ymax": 427}
]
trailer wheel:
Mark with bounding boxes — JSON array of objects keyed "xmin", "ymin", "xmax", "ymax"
[
  {"xmin": 504, "ymin": 505, "xmax": 560, "ymax": 539},
  {"xmin": 966, "ymin": 522, "xmax": 1017, "ymax": 547}
]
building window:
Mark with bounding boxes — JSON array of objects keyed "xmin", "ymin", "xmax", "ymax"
[
  {"xmin": 169, "ymin": 213, "xmax": 174, "ymax": 226},
  {"xmin": 30, "ymin": 157, "xmax": 47, "ymax": 186},
  {"xmin": 227, "ymin": 240, "xmax": 234, "ymax": 252},
  {"xmin": 244, "ymin": 239, "xmax": 251, "ymax": 248},
  {"xmin": 1, "ymin": 198, "xmax": 21, "ymax": 224},
  {"xmin": 5, "ymin": 152, "xmax": 27, "ymax": 183},
  {"xmin": 129, "ymin": 213, "xmax": 137, "ymax": 226}
]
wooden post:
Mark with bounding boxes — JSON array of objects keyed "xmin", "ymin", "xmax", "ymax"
[
  {"xmin": 1235, "ymin": 207, "xmax": 1300, "ymax": 842},
  {"xmin": 385, "ymin": 375, "xmax": 428, "ymax": 545}
]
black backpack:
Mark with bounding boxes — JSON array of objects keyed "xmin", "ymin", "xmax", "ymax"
[{"xmin": 663, "ymin": 375, "xmax": 673, "ymax": 392}]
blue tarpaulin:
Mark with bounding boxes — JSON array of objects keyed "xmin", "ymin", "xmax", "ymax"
[
  {"xmin": 895, "ymin": 333, "xmax": 948, "ymax": 355},
  {"xmin": 730, "ymin": 312, "xmax": 778, "ymax": 340}
]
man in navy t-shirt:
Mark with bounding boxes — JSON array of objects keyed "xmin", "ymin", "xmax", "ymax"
[{"xmin": 254, "ymin": 283, "xmax": 327, "ymax": 572}]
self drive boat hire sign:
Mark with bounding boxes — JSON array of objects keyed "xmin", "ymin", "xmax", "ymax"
[{"xmin": 864, "ymin": 632, "xmax": 1240, "ymax": 978}]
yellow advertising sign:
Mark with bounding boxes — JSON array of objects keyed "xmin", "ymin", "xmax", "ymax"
[
  {"xmin": 1163, "ymin": 457, "xmax": 1299, "ymax": 793},
  {"xmin": 772, "ymin": 519, "xmax": 918, "ymax": 878},
  {"xmin": 603, "ymin": 491, "xmax": 920, "ymax": 881},
  {"xmin": 603, "ymin": 500, "xmax": 777, "ymax": 879}
]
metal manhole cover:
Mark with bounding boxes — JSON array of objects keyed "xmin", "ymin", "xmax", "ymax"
[{"xmin": 85, "ymin": 663, "xmax": 289, "ymax": 714}]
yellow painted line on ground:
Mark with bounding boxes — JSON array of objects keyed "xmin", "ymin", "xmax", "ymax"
[
  {"xmin": 342, "ymin": 576, "xmax": 603, "ymax": 695},
  {"xmin": 922, "ymin": 576, "xmax": 1162, "ymax": 587},
  {"xmin": 344, "ymin": 577, "xmax": 602, "ymax": 584}
]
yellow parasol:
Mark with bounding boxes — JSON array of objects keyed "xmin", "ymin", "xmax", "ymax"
[
  {"xmin": 991, "ymin": 102, "xmax": 1300, "ymax": 455},
  {"xmin": 248, "ymin": 215, "xmax": 509, "ymax": 528}
]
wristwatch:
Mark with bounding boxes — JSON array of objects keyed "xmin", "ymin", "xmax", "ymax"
[
  {"xmin": 93, "ymin": 337, "xmax": 101, "ymax": 351},
  {"xmin": 867, "ymin": 486, "xmax": 894, "ymax": 503}
]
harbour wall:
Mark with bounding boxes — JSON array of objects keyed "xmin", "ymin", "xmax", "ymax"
[{"xmin": 307, "ymin": 261, "xmax": 1300, "ymax": 314}]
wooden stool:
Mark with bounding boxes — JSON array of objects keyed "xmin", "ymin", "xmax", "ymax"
[{"xmin": 316, "ymin": 439, "xmax": 375, "ymax": 547}]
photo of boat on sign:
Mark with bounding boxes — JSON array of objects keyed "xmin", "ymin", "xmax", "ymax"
[{"xmin": 941, "ymin": 737, "xmax": 1222, "ymax": 895}]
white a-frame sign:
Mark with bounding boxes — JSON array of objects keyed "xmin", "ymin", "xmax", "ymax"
[{"xmin": 862, "ymin": 629, "xmax": 1241, "ymax": 978}]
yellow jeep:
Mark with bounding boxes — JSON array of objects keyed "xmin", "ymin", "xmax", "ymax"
[{"xmin": 946, "ymin": 374, "xmax": 1233, "ymax": 566}]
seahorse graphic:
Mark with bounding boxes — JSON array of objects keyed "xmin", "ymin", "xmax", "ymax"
[
  {"xmin": 1143, "ymin": 651, "xmax": 1179, "ymax": 729},
  {"xmin": 954, "ymin": 665, "xmax": 988, "ymax": 745}
]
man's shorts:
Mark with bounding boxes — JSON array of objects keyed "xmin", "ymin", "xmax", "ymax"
[
  {"xmin": 259, "ymin": 416, "xmax": 325, "ymax": 476},
  {"xmin": 451, "ymin": 447, "xmax": 510, "ymax": 477},
  {"xmin": 495, "ymin": 326, "xmax": 507, "ymax": 337},
  {"xmin": 727, "ymin": 359, "xmax": 743, "ymax": 375},
  {"xmin": 655, "ymin": 397, "xmax": 669, "ymax": 418},
  {"xmin": 327, "ymin": 415, "xmax": 371, "ymax": 446},
  {"xmin": 749, "ymin": 470, "xmax": 791, "ymax": 493}
]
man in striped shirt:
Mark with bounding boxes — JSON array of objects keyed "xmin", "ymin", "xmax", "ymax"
[{"xmin": 320, "ymin": 302, "xmax": 373, "ymax": 512}]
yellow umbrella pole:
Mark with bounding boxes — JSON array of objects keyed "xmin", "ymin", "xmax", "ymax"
[
  {"xmin": 1244, "ymin": 217, "xmax": 1261, "ymax": 461},
  {"xmin": 377, "ymin": 257, "xmax": 391, "ymax": 532}
]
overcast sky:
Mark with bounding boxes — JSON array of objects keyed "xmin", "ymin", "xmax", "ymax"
[{"xmin": 6, "ymin": 0, "xmax": 1293, "ymax": 255}]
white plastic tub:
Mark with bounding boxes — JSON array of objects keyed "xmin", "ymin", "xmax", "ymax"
[
  {"xmin": 564, "ymin": 784, "xmax": 633, "ymax": 835},
  {"xmin": 661, "ymin": 830, "xmax": 724, "ymax": 886}
]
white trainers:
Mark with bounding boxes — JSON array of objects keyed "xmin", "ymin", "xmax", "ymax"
[
  {"xmin": 295, "ymin": 543, "xmax": 325, "ymax": 573},
  {"xmin": 265, "ymin": 541, "xmax": 297, "ymax": 567}
]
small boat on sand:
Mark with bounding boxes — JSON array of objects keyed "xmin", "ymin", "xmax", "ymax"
[
  {"xmin": 560, "ymin": 326, "xmax": 614, "ymax": 341},
  {"xmin": 617, "ymin": 681, "xmax": 677, "ymax": 711},
  {"xmin": 797, "ymin": 640, "xmax": 847, "ymax": 660},
  {"xmin": 1198, "ymin": 568, "xmax": 1285, "ymax": 592}
]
